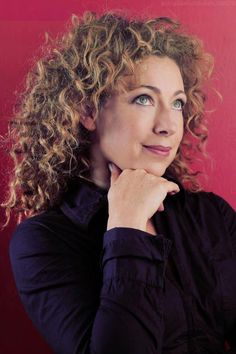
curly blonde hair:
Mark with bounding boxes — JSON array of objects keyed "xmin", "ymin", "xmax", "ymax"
[{"xmin": 2, "ymin": 11, "xmax": 213, "ymax": 226}]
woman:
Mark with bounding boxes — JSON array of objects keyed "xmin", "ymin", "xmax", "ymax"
[{"xmin": 3, "ymin": 11, "xmax": 236, "ymax": 354}]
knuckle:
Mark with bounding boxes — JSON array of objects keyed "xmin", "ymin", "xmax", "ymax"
[
  {"xmin": 159, "ymin": 177, "xmax": 166, "ymax": 182},
  {"xmin": 139, "ymin": 169, "xmax": 147, "ymax": 174},
  {"xmin": 148, "ymin": 174, "xmax": 156, "ymax": 181},
  {"xmin": 159, "ymin": 183, "xmax": 166, "ymax": 193},
  {"xmin": 122, "ymin": 169, "xmax": 130, "ymax": 176}
]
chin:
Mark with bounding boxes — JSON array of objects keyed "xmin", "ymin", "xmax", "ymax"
[
  {"xmin": 115, "ymin": 161, "xmax": 168, "ymax": 177},
  {"xmin": 153, "ymin": 171, "xmax": 167, "ymax": 177},
  {"xmin": 145, "ymin": 166, "xmax": 167, "ymax": 177}
]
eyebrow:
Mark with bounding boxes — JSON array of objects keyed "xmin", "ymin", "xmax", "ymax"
[{"xmin": 135, "ymin": 85, "xmax": 186, "ymax": 97}]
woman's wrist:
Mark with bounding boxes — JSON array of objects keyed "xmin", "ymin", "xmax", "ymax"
[{"xmin": 107, "ymin": 217, "xmax": 147, "ymax": 232}]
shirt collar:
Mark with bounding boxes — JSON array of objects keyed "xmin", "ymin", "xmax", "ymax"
[
  {"xmin": 60, "ymin": 178, "xmax": 108, "ymax": 231},
  {"xmin": 60, "ymin": 175, "xmax": 186, "ymax": 230}
]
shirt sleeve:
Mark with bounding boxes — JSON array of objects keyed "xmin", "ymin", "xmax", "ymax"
[
  {"xmin": 211, "ymin": 193, "xmax": 236, "ymax": 254},
  {"xmin": 9, "ymin": 221, "xmax": 172, "ymax": 354},
  {"xmin": 210, "ymin": 193, "xmax": 236, "ymax": 351}
]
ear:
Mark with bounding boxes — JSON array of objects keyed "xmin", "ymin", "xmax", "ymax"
[{"xmin": 80, "ymin": 116, "xmax": 96, "ymax": 131}]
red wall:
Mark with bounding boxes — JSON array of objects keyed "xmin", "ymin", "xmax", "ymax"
[{"xmin": 0, "ymin": 1, "xmax": 236, "ymax": 353}]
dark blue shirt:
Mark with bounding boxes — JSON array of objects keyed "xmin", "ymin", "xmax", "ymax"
[{"xmin": 9, "ymin": 178, "xmax": 236, "ymax": 353}]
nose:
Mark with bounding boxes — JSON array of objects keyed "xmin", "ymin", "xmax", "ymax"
[{"xmin": 153, "ymin": 108, "xmax": 176, "ymax": 137}]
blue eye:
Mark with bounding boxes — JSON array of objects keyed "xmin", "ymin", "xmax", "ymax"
[
  {"xmin": 133, "ymin": 94, "xmax": 153, "ymax": 106},
  {"xmin": 173, "ymin": 99, "xmax": 185, "ymax": 110}
]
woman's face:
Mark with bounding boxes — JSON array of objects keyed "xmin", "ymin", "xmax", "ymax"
[{"xmin": 87, "ymin": 55, "xmax": 186, "ymax": 184}]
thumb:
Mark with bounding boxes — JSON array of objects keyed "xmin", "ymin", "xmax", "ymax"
[{"xmin": 108, "ymin": 162, "xmax": 121, "ymax": 184}]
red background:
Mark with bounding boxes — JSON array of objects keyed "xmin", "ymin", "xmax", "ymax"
[{"xmin": 0, "ymin": 1, "xmax": 236, "ymax": 353}]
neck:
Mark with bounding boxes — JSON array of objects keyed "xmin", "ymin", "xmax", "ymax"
[{"xmin": 90, "ymin": 143, "xmax": 110, "ymax": 190}]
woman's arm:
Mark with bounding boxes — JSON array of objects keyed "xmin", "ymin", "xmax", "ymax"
[
  {"xmin": 9, "ymin": 217, "xmax": 172, "ymax": 354},
  {"xmin": 211, "ymin": 193, "xmax": 236, "ymax": 351}
]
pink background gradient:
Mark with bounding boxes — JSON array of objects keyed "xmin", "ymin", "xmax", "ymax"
[{"xmin": 0, "ymin": 1, "xmax": 235, "ymax": 352}]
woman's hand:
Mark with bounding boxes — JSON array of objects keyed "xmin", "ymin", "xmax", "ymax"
[{"xmin": 107, "ymin": 163, "xmax": 180, "ymax": 232}]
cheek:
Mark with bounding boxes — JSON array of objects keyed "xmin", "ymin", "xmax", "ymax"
[
  {"xmin": 177, "ymin": 119, "xmax": 184, "ymax": 140},
  {"xmin": 99, "ymin": 124, "xmax": 128, "ymax": 153},
  {"xmin": 179, "ymin": 127, "xmax": 184, "ymax": 142},
  {"xmin": 110, "ymin": 120, "xmax": 143, "ymax": 143}
]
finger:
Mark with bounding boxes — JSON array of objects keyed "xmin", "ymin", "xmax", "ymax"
[
  {"xmin": 168, "ymin": 190, "xmax": 180, "ymax": 196},
  {"xmin": 167, "ymin": 182, "xmax": 180, "ymax": 195},
  {"xmin": 158, "ymin": 202, "xmax": 165, "ymax": 212},
  {"xmin": 109, "ymin": 163, "xmax": 121, "ymax": 184}
]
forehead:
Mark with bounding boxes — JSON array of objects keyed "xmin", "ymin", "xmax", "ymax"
[{"xmin": 116, "ymin": 55, "xmax": 184, "ymax": 92}]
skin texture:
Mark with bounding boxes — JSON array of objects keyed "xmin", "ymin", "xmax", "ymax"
[{"xmin": 81, "ymin": 55, "xmax": 186, "ymax": 233}]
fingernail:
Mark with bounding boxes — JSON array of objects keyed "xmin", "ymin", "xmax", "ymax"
[{"xmin": 108, "ymin": 163, "xmax": 113, "ymax": 172}]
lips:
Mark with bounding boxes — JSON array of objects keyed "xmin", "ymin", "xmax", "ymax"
[
  {"xmin": 144, "ymin": 145, "xmax": 171, "ymax": 152},
  {"xmin": 143, "ymin": 145, "xmax": 171, "ymax": 156}
]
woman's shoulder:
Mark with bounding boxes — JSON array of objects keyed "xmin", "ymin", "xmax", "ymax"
[
  {"xmin": 184, "ymin": 190, "xmax": 236, "ymax": 238},
  {"xmin": 9, "ymin": 207, "xmax": 79, "ymax": 261},
  {"xmin": 167, "ymin": 174, "xmax": 235, "ymax": 215},
  {"xmin": 185, "ymin": 189, "xmax": 235, "ymax": 213},
  {"xmin": 12, "ymin": 207, "xmax": 73, "ymax": 238}
]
